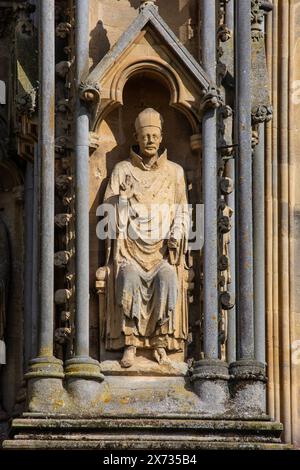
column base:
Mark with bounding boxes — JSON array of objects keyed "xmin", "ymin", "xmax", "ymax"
[
  {"xmin": 25, "ymin": 356, "xmax": 66, "ymax": 413},
  {"xmin": 229, "ymin": 360, "xmax": 267, "ymax": 417},
  {"xmin": 65, "ymin": 356, "xmax": 106, "ymax": 413},
  {"xmin": 191, "ymin": 359, "xmax": 229, "ymax": 413}
]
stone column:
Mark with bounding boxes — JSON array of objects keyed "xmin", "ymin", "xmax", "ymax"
[
  {"xmin": 65, "ymin": 0, "xmax": 104, "ymax": 405},
  {"xmin": 229, "ymin": 0, "xmax": 266, "ymax": 415},
  {"xmin": 25, "ymin": 0, "xmax": 64, "ymax": 412},
  {"xmin": 253, "ymin": 123, "xmax": 265, "ymax": 364},
  {"xmin": 192, "ymin": 0, "xmax": 229, "ymax": 413},
  {"xmin": 225, "ymin": 0, "xmax": 237, "ymax": 367},
  {"xmin": 24, "ymin": 162, "xmax": 34, "ymax": 368}
]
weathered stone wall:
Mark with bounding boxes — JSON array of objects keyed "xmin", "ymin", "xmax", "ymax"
[
  {"xmin": 89, "ymin": 0, "xmax": 199, "ymax": 71},
  {"xmin": 288, "ymin": 0, "xmax": 300, "ymax": 449},
  {"xmin": 265, "ymin": 0, "xmax": 300, "ymax": 448}
]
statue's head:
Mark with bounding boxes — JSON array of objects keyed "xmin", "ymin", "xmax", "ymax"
[{"xmin": 134, "ymin": 108, "xmax": 163, "ymax": 159}]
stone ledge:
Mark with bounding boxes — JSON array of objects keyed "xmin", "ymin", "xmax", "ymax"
[
  {"xmin": 3, "ymin": 417, "xmax": 285, "ymax": 450},
  {"xmin": 10, "ymin": 417, "xmax": 283, "ymax": 432},
  {"xmin": 3, "ymin": 440, "xmax": 290, "ymax": 451},
  {"xmin": 100, "ymin": 358, "xmax": 189, "ymax": 376}
]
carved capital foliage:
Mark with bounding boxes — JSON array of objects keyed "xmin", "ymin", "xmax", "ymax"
[
  {"xmin": 200, "ymin": 86, "xmax": 224, "ymax": 114},
  {"xmin": 16, "ymin": 87, "xmax": 37, "ymax": 116},
  {"xmin": 251, "ymin": 0, "xmax": 273, "ymax": 40},
  {"xmin": 79, "ymin": 81, "xmax": 101, "ymax": 105},
  {"xmin": 217, "ymin": 25, "xmax": 232, "ymax": 43},
  {"xmin": 251, "ymin": 104, "xmax": 273, "ymax": 123},
  {"xmin": 56, "ymin": 22, "xmax": 72, "ymax": 39},
  {"xmin": 251, "ymin": 0, "xmax": 264, "ymax": 42}
]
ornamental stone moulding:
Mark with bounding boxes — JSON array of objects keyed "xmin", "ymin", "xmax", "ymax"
[{"xmin": 86, "ymin": 3, "xmax": 212, "ymax": 135}]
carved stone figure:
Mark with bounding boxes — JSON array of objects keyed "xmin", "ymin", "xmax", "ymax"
[{"xmin": 100, "ymin": 108, "xmax": 189, "ymax": 368}]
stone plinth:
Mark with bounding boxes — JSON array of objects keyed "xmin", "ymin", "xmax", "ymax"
[{"xmin": 3, "ymin": 417, "xmax": 287, "ymax": 450}]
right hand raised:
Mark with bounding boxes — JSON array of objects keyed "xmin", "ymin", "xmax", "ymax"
[{"xmin": 120, "ymin": 175, "xmax": 135, "ymax": 199}]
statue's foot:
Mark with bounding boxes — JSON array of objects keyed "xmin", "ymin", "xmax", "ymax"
[
  {"xmin": 120, "ymin": 346, "xmax": 136, "ymax": 368},
  {"xmin": 154, "ymin": 347, "xmax": 170, "ymax": 365}
]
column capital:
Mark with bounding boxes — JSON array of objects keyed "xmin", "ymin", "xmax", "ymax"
[
  {"xmin": 200, "ymin": 86, "xmax": 224, "ymax": 114},
  {"xmin": 79, "ymin": 81, "xmax": 100, "ymax": 104}
]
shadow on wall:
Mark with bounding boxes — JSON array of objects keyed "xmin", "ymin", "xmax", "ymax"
[
  {"xmin": 89, "ymin": 20, "xmax": 110, "ymax": 71},
  {"xmin": 127, "ymin": 0, "xmax": 140, "ymax": 8},
  {"xmin": 120, "ymin": 1, "xmax": 197, "ymax": 57},
  {"xmin": 89, "ymin": 1, "xmax": 198, "ymax": 71}
]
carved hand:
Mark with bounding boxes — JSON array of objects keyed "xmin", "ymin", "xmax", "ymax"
[
  {"xmin": 120, "ymin": 175, "xmax": 135, "ymax": 199},
  {"xmin": 167, "ymin": 236, "xmax": 179, "ymax": 249}
]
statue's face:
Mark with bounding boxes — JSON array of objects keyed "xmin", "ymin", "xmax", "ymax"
[{"xmin": 136, "ymin": 126, "xmax": 162, "ymax": 158}]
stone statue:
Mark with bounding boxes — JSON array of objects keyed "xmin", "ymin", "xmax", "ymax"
[{"xmin": 100, "ymin": 108, "xmax": 190, "ymax": 368}]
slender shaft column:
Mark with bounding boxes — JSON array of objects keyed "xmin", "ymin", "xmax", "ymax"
[
  {"xmin": 75, "ymin": 0, "xmax": 90, "ymax": 358},
  {"xmin": 24, "ymin": 163, "xmax": 34, "ymax": 367},
  {"xmin": 192, "ymin": 0, "xmax": 229, "ymax": 412},
  {"xmin": 65, "ymin": 0, "xmax": 103, "ymax": 392},
  {"xmin": 31, "ymin": 145, "xmax": 39, "ymax": 360},
  {"xmin": 38, "ymin": 0, "xmax": 56, "ymax": 358},
  {"xmin": 236, "ymin": 0, "xmax": 254, "ymax": 361},
  {"xmin": 202, "ymin": 0, "xmax": 219, "ymax": 360},
  {"xmin": 25, "ymin": 0, "xmax": 64, "ymax": 413},
  {"xmin": 229, "ymin": 0, "xmax": 266, "ymax": 416},
  {"xmin": 253, "ymin": 123, "xmax": 265, "ymax": 363}
]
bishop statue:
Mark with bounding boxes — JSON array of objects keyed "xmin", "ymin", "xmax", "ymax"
[{"xmin": 100, "ymin": 108, "xmax": 190, "ymax": 368}]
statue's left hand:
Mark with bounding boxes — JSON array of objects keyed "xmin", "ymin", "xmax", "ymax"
[{"xmin": 168, "ymin": 236, "xmax": 178, "ymax": 249}]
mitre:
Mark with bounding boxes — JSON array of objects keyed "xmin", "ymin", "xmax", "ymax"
[{"xmin": 135, "ymin": 108, "xmax": 163, "ymax": 132}]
